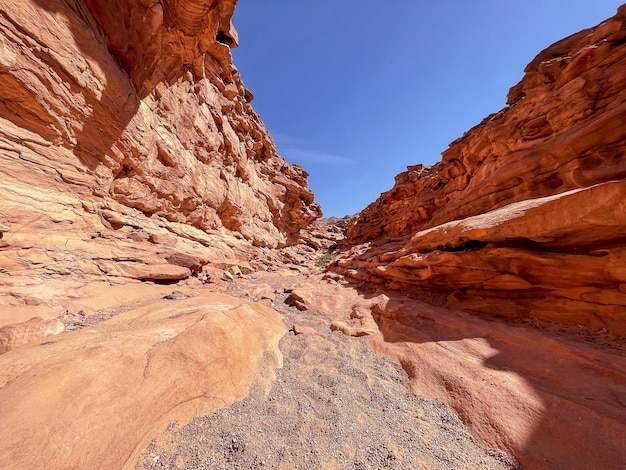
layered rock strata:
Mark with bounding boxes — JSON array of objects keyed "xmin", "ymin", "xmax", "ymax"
[
  {"xmin": 0, "ymin": 0, "xmax": 320, "ymax": 252},
  {"xmin": 0, "ymin": 0, "xmax": 321, "ymax": 348},
  {"xmin": 338, "ymin": 6, "xmax": 626, "ymax": 336},
  {"xmin": 0, "ymin": 1, "xmax": 314, "ymax": 466},
  {"xmin": 272, "ymin": 277, "xmax": 626, "ymax": 470}
]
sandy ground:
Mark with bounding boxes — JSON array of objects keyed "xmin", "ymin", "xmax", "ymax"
[{"xmin": 136, "ymin": 276, "xmax": 520, "ymax": 470}]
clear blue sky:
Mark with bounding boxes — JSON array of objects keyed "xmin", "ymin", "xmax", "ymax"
[{"xmin": 232, "ymin": 1, "xmax": 621, "ymax": 217}]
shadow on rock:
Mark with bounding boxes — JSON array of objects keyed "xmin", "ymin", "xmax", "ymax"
[{"xmin": 364, "ymin": 286, "xmax": 626, "ymax": 469}]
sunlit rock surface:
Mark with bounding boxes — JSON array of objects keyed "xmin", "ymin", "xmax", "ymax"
[
  {"xmin": 339, "ymin": 6, "xmax": 626, "ymax": 336},
  {"xmin": 0, "ymin": 1, "xmax": 306, "ymax": 467},
  {"xmin": 0, "ymin": 292, "xmax": 285, "ymax": 470},
  {"xmin": 280, "ymin": 275, "xmax": 626, "ymax": 470},
  {"xmin": 0, "ymin": 1, "xmax": 624, "ymax": 470},
  {"xmin": 0, "ymin": 0, "xmax": 320, "ymax": 253}
]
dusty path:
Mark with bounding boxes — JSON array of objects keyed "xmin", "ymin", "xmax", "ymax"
[
  {"xmin": 138, "ymin": 272, "xmax": 520, "ymax": 469},
  {"xmin": 131, "ymin": 258, "xmax": 626, "ymax": 470}
]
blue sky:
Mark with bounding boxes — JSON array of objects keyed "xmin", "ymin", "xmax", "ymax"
[{"xmin": 232, "ymin": 1, "xmax": 621, "ymax": 217}]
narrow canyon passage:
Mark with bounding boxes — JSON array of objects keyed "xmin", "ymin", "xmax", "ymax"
[
  {"xmin": 1, "ymin": 1, "xmax": 625, "ymax": 469},
  {"xmin": 137, "ymin": 268, "xmax": 520, "ymax": 470},
  {"xmin": 136, "ymin": 262, "xmax": 624, "ymax": 470}
]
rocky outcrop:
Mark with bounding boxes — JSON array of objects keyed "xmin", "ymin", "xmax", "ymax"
[
  {"xmin": 1, "ymin": 2, "xmax": 624, "ymax": 470},
  {"xmin": 0, "ymin": 292, "xmax": 285, "ymax": 470},
  {"xmin": 228, "ymin": 271, "xmax": 626, "ymax": 469},
  {"xmin": 338, "ymin": 5, "xmax": 626, "ymax": 336},
  {"xmin": 0, "ymin": 0, "xmax": 320, "ymax": 252},
  {"xmin": 0, "ymin": 1, "xmax": 314, "ymax": 466},
  {"xmin": 367, "ymin": 292, "xmax": 626, "ymax": 470},
  {"xmin": 0, "ymin": 0, "xmax": 321, "ymax": 348}
]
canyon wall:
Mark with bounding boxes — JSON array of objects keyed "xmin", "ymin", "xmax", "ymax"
[
  {"xmin": 337, "ymin": 5, "xmax": 626, "ymax": 337},
  {"xmin": 0, "ymin": 0, "xmax": 320, "ymax": 252},
  {"xmin": 0, "ymin": 2, "xmax": 314, "ymax": 466},
  {"xmin": 0, "ymin": 3, "xmax": 624, "ymax": 468}
]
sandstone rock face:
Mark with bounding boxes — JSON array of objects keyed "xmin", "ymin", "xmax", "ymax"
[
  {"xmin": 0, "ymin": 292, "xmax": 285, "ymax": 470},
  {"xmin": 0, "ymin": 0, "xmax": 320, "ymax": 252},
  {"xmin": 229, "ymin": 271, "xmax": 626, "ymax": 470},
  {"xmin": 367, "ymin": 293, "xmax": 626, "ymax": 470},
  {"xmin": 0, "ymin": 317, "xmax": 64, "ymax": 354},
  {"xmin": 1, "ymin": 2, "xmax": 624, "ymax": 470},
  {"xmin": 0, "ymin": 2, "xmax": 313, "ymax": 467},
  {"xmin": 339, "ymin": 6, "xmax": 626, "ymax": 336}
]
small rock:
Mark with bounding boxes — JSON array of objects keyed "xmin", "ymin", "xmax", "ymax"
[
  {"xmin": 291, "ymin": 324, "xmax": 316, "ymax": 335},
  {"xmin": 149, "ymin": 232, "xmax": 177, "ymax": 246},
  {"xmin": 228, "ymin": 265, "xmax": 243, "ymax": 277},
  {"xmin": 0, "ymin": 318, "xmax": 65, "ymax": 354},
  {"xmin": 260, "ymin": 292, "xmax": 275, "ymax": 302},
  {"xmin": 162, "ymin": 291, "xmax": 188, "ymax": 300},
  {"xmin": 129, "ymin": 230, "xmax": 149, "ymax": 242},
  {"xmin": 166, "ymin": 252, "xmax": 205, "ymax": 273},
  {"xmin": 330, "ymin": 321, "xmax": 373, "ymax": 337},
  {"xmin": 284, "ymin": 294, "xmax": 307, "ymax": 311}
]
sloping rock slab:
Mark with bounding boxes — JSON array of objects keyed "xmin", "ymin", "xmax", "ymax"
[{"xmin": 0, "ymin": 293, "xmax": 285, "ymax": 470}]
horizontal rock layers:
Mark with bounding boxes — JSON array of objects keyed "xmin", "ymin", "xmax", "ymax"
[
  {"xmin": 0, "ymin": 0, "xmax": 320, "ymax": 251},
  {"xmin": 338, "ymin": 6, "xmax": 626, "ymax": 336},
  {"xmin": 0, "ymin": 1, "xmax": 311, "ymax": 467}
]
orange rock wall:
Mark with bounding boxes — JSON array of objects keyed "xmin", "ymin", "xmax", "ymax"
[
  {"xmin": 339, "ymin": 6, "xmax": 626, "ymax": 336},
  {"xmin": 0, "ymin": 4, "xmax": 302, "ymax": 464},
  {"xmin": 0, "ymin": 0, "xmax": 320, "ymax": 249}
]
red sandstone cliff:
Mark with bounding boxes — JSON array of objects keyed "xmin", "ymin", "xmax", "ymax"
[
  {"xmin": 0, "ymin": 0, "xmax": 320, "ymax": 251},
  {"xmin": 337, "ymin": 5, "xmax": 626, "ymax": 337},
  {"xmin": 0, "ymin": 3, "xmax": 625, "ymax": 469},
  {"xmin": 0, "ymin": 2, "xmax": 316, "ymax": 467}
]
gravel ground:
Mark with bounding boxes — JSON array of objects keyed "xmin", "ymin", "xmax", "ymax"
[{"xmin": 137, "ymin": 285, "xmax": 520, "ymax": 470}]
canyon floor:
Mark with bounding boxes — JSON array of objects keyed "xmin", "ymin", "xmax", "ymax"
[
  {"xmin": 136, "ymin": 267, "xmax": 521, "ymax": 470},
  {"xmin": 130, "ymin": 254, "xmax": 624, "ymax": 470},
  {"xmin": 2, "ymin": 2, "xmax": 626, "ymax": 468},
  {"xmin": 1, "ymin": 215, "xmax": 624, "ymax": 470}
]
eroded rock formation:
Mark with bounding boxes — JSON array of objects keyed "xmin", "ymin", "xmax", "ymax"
[
  {"xmin": 0, "ymin": 1, "xmax": 317, "ymax": 466},
  {"xmin": 0, "ymin": 292, "xmax": 285, "ymax": 469},
  {"xmin": 0, "ymin": 0, "xmax": 320, "ymax": 252},
  {"xmin": 271, "ymin": 277, "xmax": 626, "ymax": 470},
  {"xmin": 1, "ymin": 2, "xmax": 625, "ymax": 469},
  {"xmin": 338, "ymin": 5, "xmax": 626, "ymax": 336}
]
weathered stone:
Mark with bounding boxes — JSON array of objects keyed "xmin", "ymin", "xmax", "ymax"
[
  {"xmin": 0, "ymin": 317, "xmax": 65, "ymax": 354},
  {"xmin": 291, "ymin": 324, "xmax": 317, "ymax": 335},
  {"xmin": 368, "ymin": 294, "xmax": 626, "ymax": 470},
  {"xmin": 0, "ymin": 3, "xmax": 624, "ymax": 470},
  {"xmin": 0, "ymin": 293, "xmax": 285, "ymax": 470},
  {"xmin": 227, "ymin": 265, "xmax": 243, "ymax": 277},
  {"xmin": 148, "ymin": 232, "xmax": 178, "ymax": 246},
  {"xmin": 0, "ymin": 0, "xmax": 320, "ymax": 257},
  {"xmin": 338, "ymin": 8, "xmax": 626, "ymax": 336},
  {"xmin": 165, "ymin": 251, "xmax": 207, "ymax": 273},
  {"xmin": 99, "ymin": 261, "xmax": 192, "ymax": 280},
  {"xmin": 330, "ymin": 320, "xmax": 374, "ymax": 337}
]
